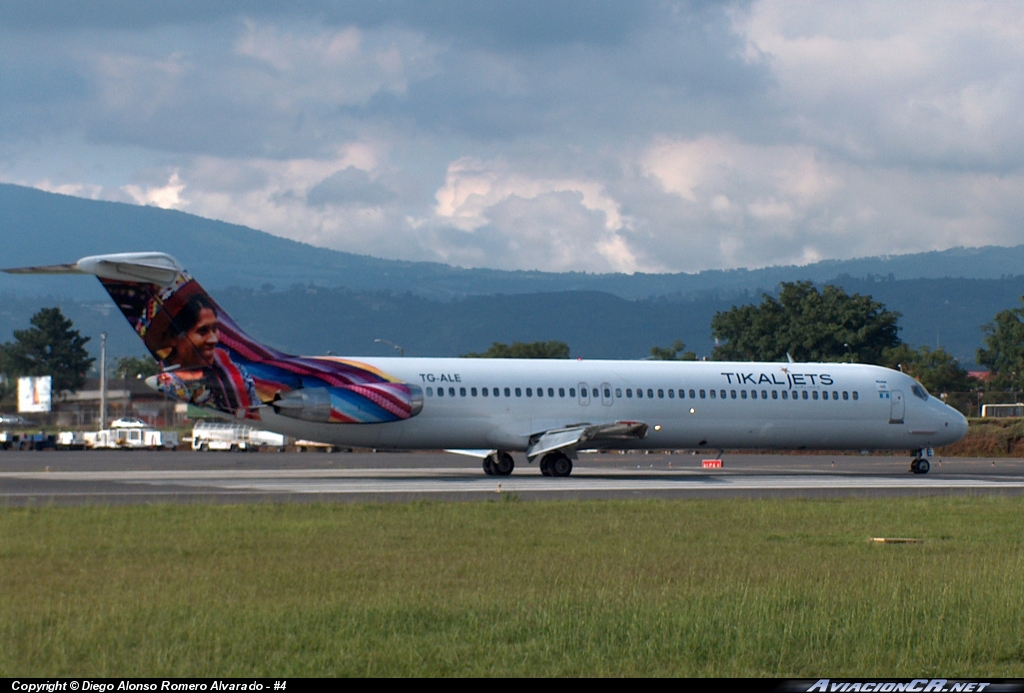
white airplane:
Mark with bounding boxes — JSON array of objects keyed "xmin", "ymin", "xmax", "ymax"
[{"xmin": 5, "ymin": 252, "xmax": 969, "ymax": 476}]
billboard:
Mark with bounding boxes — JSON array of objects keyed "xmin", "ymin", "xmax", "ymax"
[{"xmin": 18, "ymin": 376, "xmax": 52, "ymax": 413}]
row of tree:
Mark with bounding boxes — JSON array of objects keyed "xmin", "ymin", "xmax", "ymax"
[{"xmin": 460, "ymin": 282, "xmax": 1024, "ymax": 397}]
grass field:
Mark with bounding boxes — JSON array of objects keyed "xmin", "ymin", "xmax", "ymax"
[{"xmin": 1, "ymin": 497, "xmax": 1022, "ymax": 677}]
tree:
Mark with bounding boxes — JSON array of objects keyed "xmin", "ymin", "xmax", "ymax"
[
  {"xmin": 881, "ymin": 344, "xmax": 974, "ymax": 395},
  {"xmin": 1, "ymin": 307, "xmax": 95, "ymax": 393},
  {"xmin": 977, "ymin": 298, "xmax": 1024, "ymax": 390},
  {"xmin": 113, "ymin": 355, "xmax": 161, "ymax": 379},
  {"xmin": 649, "ymin": 339, "xmax": 697, "ymax": 361},
  {"xmin": 463, "ymin": 341, "xmax": 571, "ymax": 358},
  {"xmin": 711, "ymin": 281, "xmax": 901, "ymax": 363}
]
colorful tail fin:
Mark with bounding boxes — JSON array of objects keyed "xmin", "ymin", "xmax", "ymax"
[{"xmin": 4, "ymin": 253, "xmax": 421, "ymax": 423}]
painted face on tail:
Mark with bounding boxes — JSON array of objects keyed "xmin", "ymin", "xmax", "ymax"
[{"xmin": 171, "ymin": 306, "xmax": 219, "ymax": 368}]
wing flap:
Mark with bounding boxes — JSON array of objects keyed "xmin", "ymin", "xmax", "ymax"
[{"xmin": 526, "ymin": 420, "xmax": 649, "ymax": 459}]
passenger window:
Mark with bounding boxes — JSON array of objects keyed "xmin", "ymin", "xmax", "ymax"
[
  {"xmin": 548, "ymin": 388, "xmax": 554, "ymax": 397},
  {"xmin": 426, "ymin": 387, "xmax": 433, "ymax": 396},
  {"xmin": 741, "ymin": 390, "xmax": 748, "ymax": 399},
  {"xmin": 647, "ymin": 389, "xmax": 654, "ymax": 398},
  {"xmin": 450, "ymin": 387, "xmax": 456, "ymax": 397},
  {"xmin": 689, "ymin": 389, "xmax": 696, "ymax": 399},
  {"xmin": 668, "ymin": 389, "xmax": 674, "ymax": 398},
  {"xmin": 437, "ymin": 388, "xmax": 444, "ymax": 397},
  {"xmin": 781, "ymin": 390, "xmax": 787, "ymax": 399},
  {"xmin": 853, "ymin": 391, "xmax": 859, "ymax": 400},
  {"xmin": 504, "ymin": 387, "xmax": 510, "ymax": 397},
  {"xmin": 559, "ymin": 388, "xmax": 565, "ymax": 397},
  {"xmin": 812, "ymin": 391, "xmax": 818, "ymax": 400},
  {"xmin": 750, "ymin": 390, "xmax": 756, "ymax": 400},
  {"xmin": 720, "ymin": 390, "xmax": 726, "ymax": 399},
  {"xmin": 637, "ymin": 389, "xmax": 643, "ymax": 399},
  {"xmin": 699, "ymin": 389, "xmax": 706, "ymax": 399},
  {"xmin": 771, "ymin": 390, "xmax": 778, "ymax": 399},
  {"xmin": 481, "ymin": 388, "xmax": 487, "ymax": 397},
  {"xmin": 593, "ymin": 388, "xmax": 599, "ymax": 398},
  {"xmin": 494, "ymin": 388, "xmax": 501, "ymax": 397},
  {"xmin": 626, "ymin": 388, "xmax": 633, "ymax": 397},
  {"xmin": 709, "ymin": 389, "xmax": 716, "ymax": 399},
  {"xmin": 569, "ymin": 388, "xmax": 576, "ymax": 397},
  {"xmin": 657, "ymin": 389, "xmax": 664, "ymax": 398},
  {"xmin": 517, "ymin": 388, "xmax": 523, "ymax": 397},
  {"xmin": 460, "ymin": 387, "xmax": 466, "ymax": 396},
  {"xmin": 843, "ymin": 391, "xmax": 849, "ymax": 400},
  {"xmin": 604, "ymin": 388, "xmax": 611, "ymax": 398},
  {"xmin": 731, "ymin": 390, "xmax": 737, "ymax": 399},
  {"xmin": 616, "ymin": 388, "xmax": 622, "ymax": 398},
  {"xmin": 761, "ymin": 390, "xmax": 768, "ymax": 399},
  {"xmin": 833, "ymin": 391, "xmax": 839, "ymax": 400},
  {"xmin": 802, "ymin": 391, "xmax": 808, "ymax": 400},
  {"xmin": 471, "ymin": 387, "xmax": 477, "ymax": 396}
]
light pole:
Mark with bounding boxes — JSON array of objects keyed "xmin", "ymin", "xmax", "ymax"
[
  {"xmin": 374, "ymin": 338, "xmax": 404, "ymax": 357},
  {"xmin": 99, "ymin": 332, "xmax": 107, "ymax": 429}
]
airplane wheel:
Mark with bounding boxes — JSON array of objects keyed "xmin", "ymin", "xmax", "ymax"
[
  {"xmin": 483, "ymin": 455, "xmax": 496, "ymax": 475},
  {"xmin": 540, "ymin": 456, "xmax": 552, "ymax": 476},
  {"xmin": 494, "ymin": 452, "xmax": 514, "ymax": 476},
  {"xmin": 551, "ymin": 453, "xmax": 573, "ymax": 477},
  {"xmin": 914, "ymin": 459, "xmax": 930, "ymax": 475}
]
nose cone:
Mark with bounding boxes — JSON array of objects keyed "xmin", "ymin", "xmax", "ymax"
[
  {"xmin": 954, "ymin": 409, "xmax": 969, "ymax": 440},
  {"xmin": 945, "ymin": 406, "xmax": 969, "ymax": 444}
]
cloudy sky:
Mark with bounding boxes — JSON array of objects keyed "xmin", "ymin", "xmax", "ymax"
[{"xmin": 2, "ymin": 1, "xmax": 1023, "ymax": 273}]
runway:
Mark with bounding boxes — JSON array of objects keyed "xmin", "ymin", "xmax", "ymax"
[{"xmin": 2, "ymin": 450, "xmax": 1024, "ymax": 504}]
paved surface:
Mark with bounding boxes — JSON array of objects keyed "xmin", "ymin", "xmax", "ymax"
[{"xmin": 1, "ymin": 449, "xmax": 1023, "ymax": 505}]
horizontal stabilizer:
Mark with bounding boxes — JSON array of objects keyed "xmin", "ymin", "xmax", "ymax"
[
  {"xmin": 4, "ymin": 252, "xmax": 183, "ymax": 286},
  {"xmin": 526, "ymin": 420, "xmax": 648, "ymax": 459}
]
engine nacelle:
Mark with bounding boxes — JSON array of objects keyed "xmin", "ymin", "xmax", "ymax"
[
  {"xmin": 272, "ymin": 384, "xmax": 423, "ymax": 423},
  {"xmin": 272, "ymin": 387, "xmax": 332, "ymax": 422}
]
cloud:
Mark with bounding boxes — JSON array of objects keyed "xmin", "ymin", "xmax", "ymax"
[
  {"xmin": 433, "ymin": 157, "xmax": 625, "ymax": 233},
  {"xmin": 306, "ymin": 166, "xmax": 395, "ymax": 207},
  {"xmin": 731, "ymin": 0, "xmax": 1024, "ymax": 169},
  {"xmin": 123, "ymin": 171, "xmax": 187, "ymax": 209},
  {"xmin": 5, "ymin": 1, "xmax": 1024, "ymax": 275}
]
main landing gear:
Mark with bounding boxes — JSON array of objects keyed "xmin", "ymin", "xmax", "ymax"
[
  {"xmin": 910, "ymin": 455, "xmax": 931, "ymax": 475},
  {"xmin": 483, "ymin": 451, "xmax": 515, "ymax": 476},
  {"xmin": 539, "ymin": 451, "xmax": 573, "ymax": 477}
]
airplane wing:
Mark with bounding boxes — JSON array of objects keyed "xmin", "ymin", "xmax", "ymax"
[{"xmin": 526, "ymin": 420, "xmax": 648, "ymax": 460}]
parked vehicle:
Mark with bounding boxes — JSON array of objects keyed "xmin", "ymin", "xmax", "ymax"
[
  {"xmin": 57, "ymin": 431, "xmax": 88, "ymax": 450},
  {"xmin": 192, "ymin": 421, "xmax": 286, "ymax": 452},
  {"xmin": 110, "ymin": 417, "xmax": 148, "ymax": 428},
  {"xmin": 0, "ymin": 431, "xmax": 56, "ymax": 450},
  {"xmin": 0, "ymin": 414, "xmax": 28, "ymax": 426},
  {"xmin": 84, "ymin": 428, "xmax": 178, "ymax": 450},
  {"xmin": 294, "ymin": 439, "xmax": 343, "ymax": 452}
]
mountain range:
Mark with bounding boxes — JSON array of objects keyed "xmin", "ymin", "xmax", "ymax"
[{"xmin": 2, "ymin": 182, "xmax": 1023, "ymax": 366}]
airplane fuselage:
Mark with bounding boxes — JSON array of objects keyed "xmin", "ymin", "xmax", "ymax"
[{"xmin": 257, "ymin": 357, "xmax": 969, "ymax": 454}]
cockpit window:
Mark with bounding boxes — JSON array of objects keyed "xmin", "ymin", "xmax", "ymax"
[{"xmin": 910, "ymin": 383, "xmax": 929, "ymax": 401}]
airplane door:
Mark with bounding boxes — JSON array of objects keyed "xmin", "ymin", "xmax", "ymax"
[
  {"xmin": 890, "ymin": 390, "xmax": 905, "ymax": 423},
  {"xmin": 578, "ymin": 382, "xmax": 590, "ymax": 406},
  {"xmin": 601, "ymin": 382, "xmax": 613, "ymax": 406}
]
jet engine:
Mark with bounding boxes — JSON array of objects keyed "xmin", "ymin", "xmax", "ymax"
[{"xmin": 271, "ymin": 384, "xmax": 423, "ymax": 423}]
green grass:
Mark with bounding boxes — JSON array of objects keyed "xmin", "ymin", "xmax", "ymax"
[{"xmin": 1, "ymin": 497, "xmax": 1023, "ymax": 676}]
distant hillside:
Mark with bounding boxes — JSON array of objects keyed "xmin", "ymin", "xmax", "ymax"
[
  {"xmin": 5, "ymin": 183, "xmax": 1024, "ymax": 302},
  {"xmin": 3, "ymin": 275, "xmax": 1023, "ymax": 367}
]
